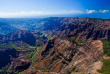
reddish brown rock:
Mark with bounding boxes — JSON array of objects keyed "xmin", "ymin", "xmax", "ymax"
[
  {"xmin": 23, "ymin": 38, "xmax": 104, "ymax": 74},
  {"xmin": 34, "ymin": 57, "xmax": 52, "ymax": 70},
  {"xmin": 50, "ymin": 60, "xmax": 63, "ymax": 72},
  {"xmin": 22, "ymin": 68, "xmax": 57, "ymax": 74},
  {"xmin": 22, "ymin": 68, "xmax": 38, "ymax": 74},
  {"xmin": 10, "ymin": 58, "xmax": 30, "ymax": 72},
  {"xmin": 90, "ymin": 40, "xmax": 103, "ymax": 52}
]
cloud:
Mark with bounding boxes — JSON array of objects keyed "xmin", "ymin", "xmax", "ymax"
[
  {"xmin": 99, "ymin": 10, "xmax": 109, "ymax": 13},
  {"xmin": 0, "ymin": 9, "xmax": 109, "ymax": 18},
  {"xmin": 86, "ymin": 10, "xmax": 97, "ymax": 14},
  {"xmin": 0, "ymin": 10, "xmax": 83, "ymax": 18},
  {"xmin": 86, "ymin": 9, "xmax": 109, "ymax": 14}
]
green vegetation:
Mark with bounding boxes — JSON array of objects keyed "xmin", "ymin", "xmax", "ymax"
[
  {"xmin": 25, "ymin": 51, "xmax": 35, "ymax": 58},
  {"xmin": 0, "ymin": 41, "xmax": 36, "ymax": 50},
  {"xmin": 36, "ymin": 48, "xmax": 42, "ymax": 53},
  {"xmin": 75, "ymin": 39, "xmax": 83, "ymax": 45},
  {"xmin": 101, "ymin": 39, "xmax": 110, "ymax": 56},
  {"xmin": 97, "ymin": 39, "xmax": 110, "ymax": 74},
  {"xmin": 32, "ymin": 47, "xmax": 43, "ymax": 62},
  {"xmin": 19, "ymin": 70, "xmax": 25, "ymax": 74},
  {"xmin": 0, "ymin": 70, "xmax": 3, "ymax": 73},
  {"xmin": 0, "ymin": 68, "xmax": 18, "ymax": 74},
  {"xmin": 40, "ymin": 69, "xmax": 49, "ymax": 72},
  {"xmin": 47, "ymin": 37, "xmax": 50, "ymax": 41},
  {"xmin": 98, "ymin": 59, "xmax": 110, "ymax": 74},
  {"xmin": 0, "ymin": 22, "xmax": 16, "ymax": 35},
  {"xmin": 40, "ymin": 32, "xmax": 46, "ymax": 37},
  {"xmin": 68, "ymin": 37, "xmax": 76, "ymax": 41},
  {"xmin": 25, "ymin": 47, "xmax": 42, "ymax": 59},
  {"xmin": 68, "ymin": 37, "xmax": 84, "ymax": 45},
  {"xmin": 72, "ymin": 66, "xmax": 78, "ymax": 72},
  {"xmin": 32, "ymin": 56, "xmax": 38, "ymax": 62}
]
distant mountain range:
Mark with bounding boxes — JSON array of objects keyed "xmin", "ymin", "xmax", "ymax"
[{"xmin": 1, "ymin": 17, "xmax": 110, "ymax": 40}]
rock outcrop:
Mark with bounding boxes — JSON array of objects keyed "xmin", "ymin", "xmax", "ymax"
[
  {"xmin": 0, "ymin": 48, "xmax": 32, "ymax": 74},
  {"xmin": 22, "ymin": 38, "xmax": 103, "ymax": 74},
  {"xmin": 9, "ymin": 58, "xmax": 30, "ymax": 72},
  {"xmin": 41, "ymin": 17, "xmax": 110, "ymax": 41}
]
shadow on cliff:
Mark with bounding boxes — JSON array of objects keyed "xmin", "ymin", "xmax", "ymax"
[{"xmin": 0, "ymin": 48, "xmax": 17, "ymax": 69}]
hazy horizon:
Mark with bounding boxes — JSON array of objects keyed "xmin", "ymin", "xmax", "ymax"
[{"xmin": 0, "ymin": 0, "xmax": 110, "ymax": 18}]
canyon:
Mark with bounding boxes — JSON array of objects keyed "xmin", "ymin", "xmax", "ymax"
[{"xmin": 0, "ymin": 17, "xmax": 110, "ymax": 74}]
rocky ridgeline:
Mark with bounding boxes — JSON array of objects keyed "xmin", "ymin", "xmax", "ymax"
[
  {"xmin": 42, "ymin": 17, "xmax": 110, "ymax": 41},
  {"xmin": 0, "ymin": 48, "xmax": 31, "ymax": 73},
  {"xmin": 21, "ymin": 17, "xmax": 110, "ymax": 74},
  {"xmin": 0, "ymin": 30, "xmax": 36, "ymax": 46},
  {"xmin": 1, "ymin": 17, "xmax": 110, "ymax": 73},
  {"xmin": 0, "ymin": 30, "xmax": 37, "ymax": 73},
  {"xmin": 22, "ymin": 38, "xmax": 104, "ymax": 74}
]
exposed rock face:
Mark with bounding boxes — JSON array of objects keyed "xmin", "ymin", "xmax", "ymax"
[
  {"xmin": 23, "ymin": 38, "xmax": 103, "ymax": 74},
  {"xmin": 22, "ymin": 68, "xmax": 57, "ymax": 74},
  {"xmin": 0, "ymin": 30, "xmax": 36, "ymax": 46},
  {"xmin": 41, "ymin": 17, "xmax": 110, "ymax": 41},
  {"xmin": 0, "ymin": 48, "xmax": 31, "ymax": 73},
  {"xmin": 90, "ymin": 40, "xmax": 103, "ymax": 52},
  {"xmin": 9, "ymin": 58, "xmax": 30, "ymax": 72},
  {"xmin": 1, "ymin": 17, "xmax": 109, "ymax": 74},
  {"xmin": 90, "ymin": 61, "xmax": 103, "ymax": 74}
]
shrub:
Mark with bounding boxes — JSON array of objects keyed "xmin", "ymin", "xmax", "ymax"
[
  {"xmin": 101, "ymin": 39, "xmax": 110, "ymax": 56},
  {"xmin": 25, "ymin": 52, "xmax": 34, "ymax": 58},
  {"xmin": 68, "ymin": 37, "xmax": 84, "ymax": 45},
  {"xmin": 0, "ymin": 41, "xmax": 36, "ymax": 50},
  {"xmin": 40, "ymin": 69, "xmax": 49, "ymax": 72},
  {"xmin": 31, "ymin": 48, "xmax": 42, "ymax": 62},
  {"xmin": 98, "ymin": 59, "xmax": 110, "ymax": 74}
]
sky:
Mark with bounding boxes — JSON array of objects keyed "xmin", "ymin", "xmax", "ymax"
[{"xmin": 0, "ymin": 0, "xmax": 110, "ymax": 18}]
